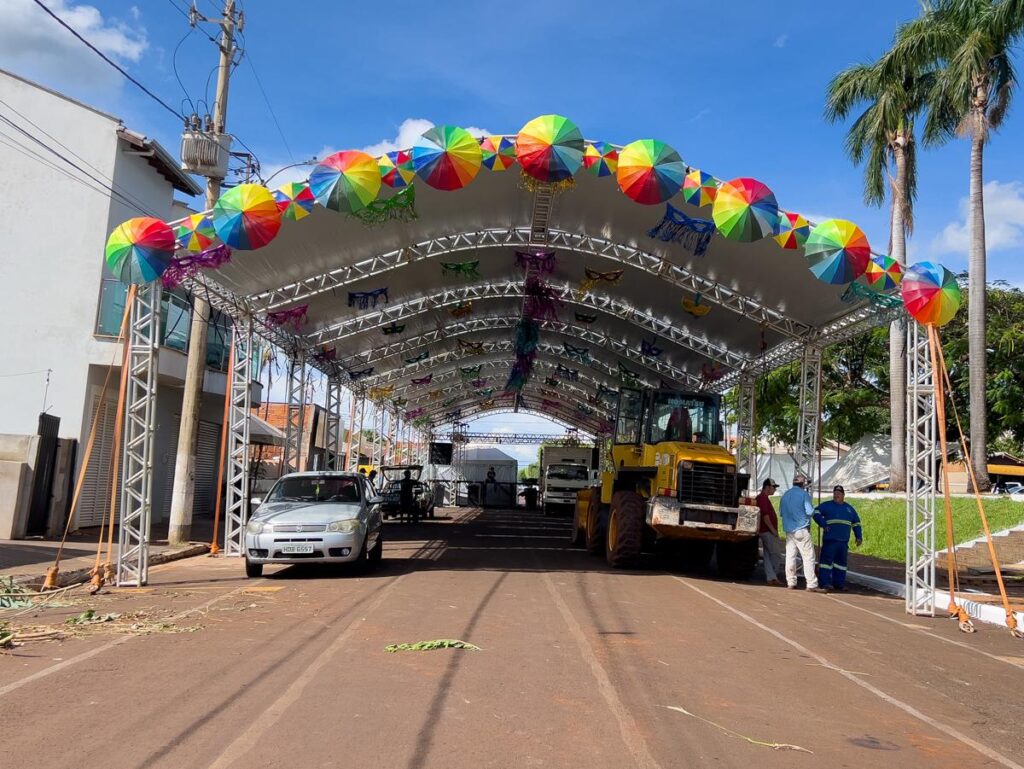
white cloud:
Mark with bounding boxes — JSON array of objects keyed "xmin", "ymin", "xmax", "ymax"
[
  {"xmin": 931, "ymin": 180, "xmax": 1024, "ymax": 256},
  {"xmin": 774, "ymin": 34, "xmax": 788, "ymax": 48},
  {"xmin": 0, "ymin": 0, "xmax": 148, "ymax": 89},
  {"xmin": 689, "ymin": 108, "xmax": 711, "ymax": 124}
]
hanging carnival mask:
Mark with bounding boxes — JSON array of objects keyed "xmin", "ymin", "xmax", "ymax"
[
  {"xmin": 441, "ymin": 259, "xmax": 481, "ymax": 280},
  {"xmin": 580, "ymin": 267, "xmax": 624, "ymax": 292},
  {"xmin": 348, "ymin": 287, "xmax": 388, "ymax": 309}
]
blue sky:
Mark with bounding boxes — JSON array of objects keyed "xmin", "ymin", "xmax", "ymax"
[{"xmin": 3, "ymin": 0, "xmax": 1023, "ymax": 463}]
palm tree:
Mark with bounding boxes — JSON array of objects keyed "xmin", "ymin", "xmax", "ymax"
[
  {"xmin": 886, "ymin": 0, "xmax": 1024, "ymax": 490},
  {"xmin": 825, "ymin": 59, "xmax": 932, "ymax": 491}
]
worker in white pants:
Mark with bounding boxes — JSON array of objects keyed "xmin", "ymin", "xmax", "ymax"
[{"xmin": 778, "ymin": 473, "xmax": 824, "ymax": 592}]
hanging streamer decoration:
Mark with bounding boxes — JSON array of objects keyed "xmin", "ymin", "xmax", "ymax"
[
  {"xmin": 841, "ymin": 280, "xmax": 904, "ymax": 309},
  {"xmin": 368, "ymin": 384, "xmax": 395, "ymax": 401},
  {"xmin": 574, "ymin": 312, "xmax": 597, "ymax": 325},
  {"xmin": 580, "ymin": 267, "xmax": 624, "ymax": 292},
  {"xmin": 563, "ymin": 343, "xmax": 591, "ymax": 363},
  {"xmin": 516, "ymin": 250, "xmax": 557, "ymax": 274},
  {"xmin": 405, "ymin": 350, "xmax": 429, "ymax": 364},
  {"xmin": 427, "ymin": 389, "xmax": 444, "ymax": 400},
  {"xmin": 441, "ymin": 260, "xmax": 480, "ymax": 280},
  {"xmin": 411, "ymin": 374, "xmax": 434, "ymax": 386},
  {"xmin": 460, "ymin": 365, "xmax": 482, "ymax": 379},
  {"xmin": 700, "ymin": 362, "xmax": 725, "ymax": 387},
  {"xmin": 556, "ymin": 365, "xmax": 579, "ymax": 382},
  {"xmin": 161, "ymin": 243, "xmax": 232, "ymax": 290},
  {"xmin": 523, "ymin": 275, "xmax": 563, "ymax": 321},
  {"xmin": 469, "ymin": 378, "xmax": 488, "ymax": 388},
  {"xmin": 348, "ymin": 185, "xmax": 418, "ymax": 225},
  {"xmin": 641, "ymin": 339, "xmax": 663, "ymax": 358},
  {"xmin": 682, "ymin": 293, "xmax": 711, "ymax": 317},
  {"xmin": 646, "ymin": 203, "xmax": 716, "ymax": 257},
  {"xmin": 348, "ymin": 367, "xmax": 374, "ymax": 380},
  {"xmin": 475, "ymin": 388, "xmax": 495, "ymax": 398},
  {"xmin": 618, "ymin": 363, "xmax": 640, "ymax": 384},
  {"xmin": 266, "ymin": 304, "xmax": 308, "ymax": 330},
  {"xmin": 505, "ymin": 318, "xmax": 541, "ymax": 392},
  {"xmin": 382, "ymin": 322, "xmax": 406, "ymax": 335},
  {"xmin": 450, "ymin": 301, "xmax": 473, "ymax": 318},
  {"xmin": 457, "ymin": 339, "xmax": 485, "ymax": 355},
  {"xmin": 406, "ymin": 407, "xmax": 425, "ymax": 420},
  {"xmin": 348, "ymin": 287, "xmax": 389, "ymax": 309}
]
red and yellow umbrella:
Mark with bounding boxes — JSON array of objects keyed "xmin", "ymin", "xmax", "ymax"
[
  {"xmin": 412, "ymin": 125, "xmax": 482, "ymax": 190},
  {"xmin": 480, "ymin": 135, "xmax": 516, "ymax": 172},
  {"xmin": 212, "ymin": 184, "xmax": 282, "ymax": 250},
  {"xmin": 712, "ymin": 178, "xmax": 779, "ymax": 242},
  {"xmin": 515, "ymin": 114, "xmax": 584, "ymax": 182},
  {"xmin": 681, "ymin": 169, "xmax": 718, "ymax": 208},
  {"xmin": 863, "ymin": 255, "xmax": 903, "ymax": 292},
  {"xmin": 901, "ymin": 261, "xmax": 961, "ymax": 327},
  {"xmin": 309, "ymin": 151, "xmax": 382, "ymax": 213},
  {"xmin": 803, "ymin": 219, "xmax": 871, "ymax": 284},
  {"xmin": 379, "ymin": 150, "xmax": 415, "ymax": 188},
  {"xmin": 616, "ymin": 139, "xmax": 686, "ymax": 205},
  {"xmin": 105, "ymin": 216, "xmax": 176, "ymax": 284},
  {"xmin": 583, "ymin": 141, "xmax": 618, "ymax": 177},
  {"xmin": 273, "ymin": 182, "xmax": 315, "ymax": 221},
  {"xmin": 774, "ymin": 211, "xmax": 811, "ymax": 250},
  {"xmin": 175, "ymin": 212, "xmax": 216, "ymax": 253}
]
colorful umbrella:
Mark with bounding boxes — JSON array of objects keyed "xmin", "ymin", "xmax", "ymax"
[
  {"xmin": 901, "ymin": 261, "xmax": 961, "ymax": 327},
  {"xmin": 583, "ymin": 141, "xmax": 618, "ymax": 177},
  {"xmin": 681, "ymin": 169, "xmax": 718, "ymax": 208},
  {"xmin": 105, "ymin": 216, "xmax": 176, "ymax": 284},
  {"xmin": 616, "ymin": 139, "xmax": 686, "ymax": 205},
  {"xmin": 480, "ymin": 135, "xmax": 516, "ymax": 172},
  {"xmin": 378, "ymin": 150, "xmax": 415, "ymax": 188},
  {"xmin": 514, "ymin": 114, "xmax": 584, "ymax": 182},
  {"xmin": 803, "ymin": 219, "xmax": 871, "ymax": 284},
  {"xmin": 774, "ymin": 211, "xmax": 811, "ymax": 250},
  {"xmin": 273, "ymin": 182, "xmax": 315, "ymax": 221},
  {"xmin": 864, "ymin": 254, "xmax": 904, "ymax": 292},
  {"xmin": 411, "ymin": 125, "xmax": 482, "ymax": 190},
  {"xmin": 175, "ymin": 213, "xmax": 216, "ymax": 253},
  {"xmin": 711, "ymin": 178, "xmax": 779, "ymax": 242},
  {"xmin": 211, "ymin": 183, "xmax": 282, "ymax": 250},
  {"xmin": 309, "ymin": 151, "xmax": 381, "ymax": 213}
]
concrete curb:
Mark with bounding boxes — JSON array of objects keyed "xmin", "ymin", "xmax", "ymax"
[
  {"xmin": 847, "ymin": 570, "xmax": 1024, "ymax": 629},
  {"xmin": 13, "ymin": 543, "xmax": 211, "ymax": 590}
]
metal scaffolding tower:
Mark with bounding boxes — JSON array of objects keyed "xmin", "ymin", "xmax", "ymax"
[
  {"xmin": 117, "ymin": 283, "xmax": 161, "ymax": 586},
  {"xmin": 325, "ymin": 377, "xmax": 344, "ymax": 470},
  {"xmin": 223, "ymin": 320, "xmax": 252, "ymax": 556},
  {"xmin": 794, "ymin": 345, "xmax": 823, "ymax": 485},
  {"xmin": 906, "ymin": 321, "xmax": 936, "ymax": 616},
  {"xmin": 283, "ymin": 355, "xmax": 306, "ymax": 473},
  {"xmin": 735, "ymin": 372, "xmax": 757, "ymax": 478}
]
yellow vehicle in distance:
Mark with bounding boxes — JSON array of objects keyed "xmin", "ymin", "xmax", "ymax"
[{"xmin": 571, "ymin": 388, "xmax": 760, "ymax": 578}]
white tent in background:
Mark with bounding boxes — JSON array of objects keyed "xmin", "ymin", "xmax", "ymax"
[
  {"xmin": 755, "ymin": 444, "xmax": 846, "ymax": 494},
  {"xmin": 819, "ymin": 433, "xmax": 891, "ymax": 492},
  {"xmin": 463, "ymin": 447, "xmax": 518, "ymax": 483}
]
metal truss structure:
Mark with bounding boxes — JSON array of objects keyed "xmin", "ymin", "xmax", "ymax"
[
  {"xmin": 793, "ymin": 345, "xmax": 822, "ymax": 485},
  {"xmin": 325, "ymin": 377, "xmax": 344, "ymax": 470},
  {"xmin": 735, "ymin": 372, "xmax": 757, "ymax": 478},
  {"xmin": 223, "ymin": 320, "xmax": 252, "ymax": 557},
  {"xmin": 436, "ymin": 432, "xmax": 596, "ymax": 446},
  {"xmin": 346, "ymin": 396, "xmax": 365, "ymax": 470},
  {"xmin": 283, "ymin": 356, "xmax": 307, "ymax": 473},
  {"xmin": 906, "ymin": 322, "xmax": 936, "ymax": 616},
  {"xmin": 117, "ymin": 283, "xmax": 160, "ymax": 586}
]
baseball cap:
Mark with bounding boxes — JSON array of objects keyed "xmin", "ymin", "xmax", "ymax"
[
  {"xmin": 793, "ymin": 473, "xmax": 808, "ymax": 485},
  {"xmin": 762, "ymin": 478, "xmax": 778, "ymax": 488},
  {"xmin": 833, "ymin": 485, "xmax": 845, "ymax": 493}
]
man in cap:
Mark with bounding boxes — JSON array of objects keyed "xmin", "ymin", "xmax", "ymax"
[
  {"xmin": 756, "ymin": 478, "xmax": 784, "ymax": 586},
  {"xmin": 813, "ymin": 485, "xmax": 863, "ymax": 591},
  {"xmin": 778, "ymin": 473, "xmax": 823, "ymax": 591}
]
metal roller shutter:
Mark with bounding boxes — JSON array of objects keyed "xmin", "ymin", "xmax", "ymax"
[
  {"xmin": 76, "ymin": 392, "xmax": 120, "ymax": 529},
  {"xmin": 159, "ymin": 417, "xmax": 222, "ymax": 519}
]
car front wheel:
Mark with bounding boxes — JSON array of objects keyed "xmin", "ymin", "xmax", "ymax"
[{"xmin": 245, "ymin": 559, "xmax": 263, "ymax": 578}]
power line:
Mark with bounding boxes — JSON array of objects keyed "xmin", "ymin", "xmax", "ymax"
[
  {"xmin": 30, "ymin": 0, "xmax": 184, "ymax": 121},
  {"xmin": 239, "ymin": 47, "xmax": 294, "ymax": 163}
]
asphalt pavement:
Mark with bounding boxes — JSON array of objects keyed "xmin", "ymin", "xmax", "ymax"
[{"xmin": 2, "ymin": 506, "xmax": 1022, "ymax": 769}]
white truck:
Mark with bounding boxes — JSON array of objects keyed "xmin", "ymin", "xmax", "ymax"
[{"xmin": 540, "ymin": 445, "xmax": 596, "ymax": 516}]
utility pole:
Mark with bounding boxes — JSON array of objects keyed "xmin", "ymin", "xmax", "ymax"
[{"xmin": 168, "ymin": 0, "xmax": 240, "ymax": 545}]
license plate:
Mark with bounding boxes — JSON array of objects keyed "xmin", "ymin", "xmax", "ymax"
[{"xmin": 281, "ymin": 543, "xmax": 314, "ymax": 554}]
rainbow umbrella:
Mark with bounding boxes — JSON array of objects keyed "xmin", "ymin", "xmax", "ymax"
[
  {"xmin": 583, "ymin": 141, "xmax": 618, "ymax": 177},
  {"xmin": 901, "ymin": 261, "xmax": 961, "ymax": 327},
  {"xmin": 105, "ymin": 216, "xmax": 176, "ymax": 284},
  {"xmin": 379, "ymin": 150, "xmax": 415, "ymax": 188},
  {"xmin": 681, "ymin": 169, "xmax": 718, "ymax": 208},
  {"xmin": 480, "ymin": 135, "xmax": 516, "ymax": 172},
  {"xmin": 515, "ymin": 114, "xmax": 584, "ymax": 182},
  {"xmin": 309, "ymin": 151, "xmax": 381, "ymax": 213},
  {"xmin": 864, "ymin": 254, "xmax": 904, "ymax": 292},
  {"xmin": 273, "ymin": 182, "xmax": 315, "ymax": 221},
  {"xmin": 212, "ymin": 184, "xmax": 282, "ymax": 250},
  {"xmin": 712, "ymin": 178, "xmax": 779, "ymax": 242},
  {"xmin": 175, "ymin": 212, "xmax": 216, "ymax": 253},
  {"xmin": 616, "ymin": 139, "xmax": 686, "ymax": 205},
  {"xmin": 411, "ymin": 125, "xmax": 482, "ymax": 190},
  {"xmin": 774, "ymin": 211, "xmax": 811, "ymax": 250},
  {"xmin": 803, "ymin": 219, "xmax": 871, "ymax": 284}
]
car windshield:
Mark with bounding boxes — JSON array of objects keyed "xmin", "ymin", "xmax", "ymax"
[
  {"xmin": 548, "ymin": 464, "xmax": 588, "ymax": 481},
  {"xmin": 649, "ymin": 392, "xmax": 720, "ymax": 444},
  {"xmin": 267, "ymin": 476, "xmax": 361, "ymax": 504}
]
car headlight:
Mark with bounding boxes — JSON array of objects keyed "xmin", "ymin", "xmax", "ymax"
[
  {"xmin": 326, "ymin": 519, "xmax": 361, "ymax": 533},
  {"xmin": 246, "ymin": 519, "xmax": 268, "ymax": 535}
]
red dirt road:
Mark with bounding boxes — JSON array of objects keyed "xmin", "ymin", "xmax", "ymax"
[{"xmin": 2, "ymin": 507, "xmax": 1022, "ymax": 769}]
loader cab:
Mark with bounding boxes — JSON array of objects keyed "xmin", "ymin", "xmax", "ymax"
[{"xmin": 614, "ymin": 388, "xmax": 723, "ymax": 447}]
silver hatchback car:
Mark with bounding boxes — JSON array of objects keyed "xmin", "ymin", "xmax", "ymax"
[{"xmin": 243, "ymin": 471, "xmax": 383, "ymax": 578}]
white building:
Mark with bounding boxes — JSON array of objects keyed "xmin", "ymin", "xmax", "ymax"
[{"xmin": 0, "ymin": 69, "xmax": 248, "ymax": 537}]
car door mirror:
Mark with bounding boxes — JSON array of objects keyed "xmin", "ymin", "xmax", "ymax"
[
  {"xmin": 369, "ymin": 495, "xmax": 383, "ymax": 505},
  {"xmin": 251, "ymin": 497, "xmax": 263, "ymax": 507}
]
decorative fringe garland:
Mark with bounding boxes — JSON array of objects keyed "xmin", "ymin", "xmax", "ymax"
[
  {"xmin": 405, "ymin": 407, "xmax": 424, "ymax": 419},
  {"xmin": 427, "ymin": 389, "xmax": 444, "ymax": 400},
  {"xmin": 682, "ymin": 293, "xmax": 711, "ymax": 317},
  {"xmin": 348, "ymin": 367, "xmax": 374, "ymax": 380},
  {"xmin": 161, "ymin": 244, "xmax": 232, "ymax": 290},
  {"xmin": 515, "ymin": 318, "xmax": 541, "ymax": 355},
  {"xmin": 700, "ymin": 362, "xmax": 725, "ymax": 387},
  {"xmin": 580, "ymin": 267, "xmax": 624, "ymax": 292},
  {"xmin": 563, "ymin": 343, "xmax": 590, "ymax": 363},
  {"xmin": 523, "ymin": 275, "xmax": 563, "ymax": 321},
  {"xmin": 641, "ymin": 339, "xmax": 663, "ymax": 358},
  {"xmin": 460, "ymin": 365, "xmax": 482, "ymax": 379},
  {"xmin": 411, "ymin": 374, "xmax": 433, "ymax": 386},
  {"xmin": 519, "ymin": 175, "xmax": 576, "ymax": 195},
  {"xmin": 458, "ymin": 339, "xmax": 485, "ymax": 355},
  {"xmin": 515, "ymin": 250, "xmax": 557, "ymax": 274},
  {"xmin": 574, "ymin": 312, "xmax": 597, "ymax": 324},
  {"xmin": 441, "ymin": 260, "xmax": 480, "ymax": 280},
  {"xmin": 450, "ymin": 301, "xmax": 473, "ymax": 318},
  {"xmin": 368, "ymin": 384, "xmax": 394, "ymax": 401},
  {"xmin": 382, "ymin": 322, "xmax": 406, "ymax": 335},
  {"xmin": 556, "ymin": 365, "xmax": 579, "ymax": 381},
  {"xmin": 475, "ymin": 388, "xmax": 494, "ymax": 397},
  {"xmin": 469, "ymin": 378, "xmax": 488, "ymax": 388},
  {"xmin": 266, "ymin": 304, "xmax": 308, "ymax": 330},
  {"xmin": 348, "ymin": 287, "xmax": 388, "ymax": 309},
  {"xmin": 405, "ymin": 350, "xmax": 429, "ymax": 364},
  {"xmin": 841, "ymin": 280, "xmax": 904, "ymax": 309},
  {"xmin": 647, "ymin": 203, "xmax": 716, "ymax": 257},
  {"xmin": 618, "ymin": 363, "xmax": 640, "ymax": 384},
  {"xmin": 349, "ymin": 185, "xmax": 418, "ymax": 226}
]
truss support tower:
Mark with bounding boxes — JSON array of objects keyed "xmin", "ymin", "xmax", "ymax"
[
  {"xmin": 906, "ymin": 321, "xmax": 936, "ymax": 616},
  {"xmin": 794, "ymin": 345, "xmax": 822, "ymax": 485},
  {"xmin": 283, "ymin": 355, "xmax": 306, "ymax": 473},
  {"xmin": 325, "ymin": 378, "xmax": 344, "ymax": 470},
  {"xmin": 223, "ymin": 320, "xmax": 252, "ymax": 556},
  {"xmin": 735, "ymin": 372, "xmax": 757, "ymax": 479}
]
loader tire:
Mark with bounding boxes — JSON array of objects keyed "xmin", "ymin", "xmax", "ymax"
[
  {"xmin": 585, "ymin": 490, "xmax": 605, "ymax": 555},
  {"xmin": 606, "ymin": 491, "xmax": 645, "ymax": 569}
]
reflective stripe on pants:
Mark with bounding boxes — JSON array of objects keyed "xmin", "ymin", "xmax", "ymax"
[{"xmin": 819, "ymin": 539, "xmax": 850, "ymax": 588}]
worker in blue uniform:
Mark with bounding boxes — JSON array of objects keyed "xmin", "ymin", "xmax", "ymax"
[{"xmin": 813, "ymin": 485, "xmax": 863, "ymax": 591}]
